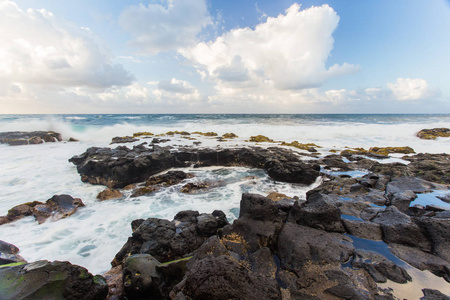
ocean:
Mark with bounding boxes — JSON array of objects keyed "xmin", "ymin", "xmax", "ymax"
[{"xmin": 0, "ymin": 114, "xmax": 449, "ymax": 296}]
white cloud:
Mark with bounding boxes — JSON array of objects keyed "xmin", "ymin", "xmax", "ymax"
[
  {"xmin": 387, "ymin": 78, "xmax": 439, "ymax": 101},
  {"xmin": 157, "ymin": 78, "xmax": 196, "ymax": 94},
  {"xmin": 180, "ymin": 4, "xmax": 359, "ymax": 92},
  {"xmin": 0, "ymin": 1, "xmax": 133, "ymax": 89},
  {"xmin": 119, "ymin": 0, "xmax": 211, "ymax": 55}
]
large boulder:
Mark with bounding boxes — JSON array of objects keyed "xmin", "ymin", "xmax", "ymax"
[
  {"xmin": 417, "ymin": 216, "xmax": 450, "ymax": 262},
  {"xmin": 277, "ymin": 223, "xmax": 354, "ymax": 270},
  {"xmin": 112, "ymin": 210, "xmax": 228, "ymax": 266},
  {"xmin": 123, "ymin": 254, "xmax": 163, "ymax": 299},
  {"xmin": 264, "ymin": 160, "xmax": 320, "ymax": 184},
  {"xmin": 372, "ymin": 206, "xmax": 432, "ymax": 251},
  {"xmin": 342, "ymin": 219, "xmax": 383, "ymax": 241},
  {"xmin": 0, "ymin": 260, "xmax": 107, "ymax": 299},
  {"xmin": 288, "ymin": 192, "xmax": 345, "ymax": 233},
  {"xmin": 173, "ymin": 254, "xmax": 280, "ymax": 300}
]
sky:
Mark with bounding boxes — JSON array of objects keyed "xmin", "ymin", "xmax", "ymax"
[{"xmin": 0, "ymin": 0, "xmax": 449, "ymax": 114}]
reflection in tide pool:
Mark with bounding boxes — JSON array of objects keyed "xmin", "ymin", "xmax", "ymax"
[{"xmin": 410, "ymin": 190, "xmax": 450, "ymax": 209}]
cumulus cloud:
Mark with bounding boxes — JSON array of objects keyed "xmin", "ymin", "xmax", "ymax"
[
  {"xmin": 0, "ymin": 1, "xmax": 133, "ymax": 89},
  {"xmin": 119, "ymin": 0, "xmax": 211, "ymax": 55},
  {"xmin": 387, "ymin": 78, "xmax": 439, "ymax": 101},
  {"xmin": 180, "ymin": 4, "xmax": 359, "ymax": 92}
]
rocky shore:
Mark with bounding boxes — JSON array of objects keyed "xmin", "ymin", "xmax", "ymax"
[{"xmin": 1, "ymin": 133, "xmax": 450, "ymax": 299}]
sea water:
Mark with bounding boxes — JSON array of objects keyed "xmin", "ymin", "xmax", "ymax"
[{"xmin": 0, "ymin": 114, "xmax": 449, "ymax": 294}]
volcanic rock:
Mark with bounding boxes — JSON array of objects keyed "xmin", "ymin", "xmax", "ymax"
[
  {"xmin": 0, "ymin": 260, "xmax": 107, "ymax": 299},
  {"xmin": 0, "ymin": 240, "xmax": 26, "ymax": 266},
  {"xmin": 0, "ymin": 195, "xmax": 85, "ymax": 225},
  {"xmin": 0, "ymin": 131, "xmax": 62, "ymax": 146}
]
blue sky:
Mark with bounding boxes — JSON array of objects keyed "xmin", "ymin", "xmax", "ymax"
[{"xmin": 1, "ymin": 0, "xmax": 449, "ymax": 113}]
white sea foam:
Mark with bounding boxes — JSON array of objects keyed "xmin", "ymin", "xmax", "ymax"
[{"xmin": 0, "ymin": 114, "xmax": 449, "ymax": 290}]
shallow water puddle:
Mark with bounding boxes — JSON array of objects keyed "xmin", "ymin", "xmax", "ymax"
[
  {"xmin": 409, "ymin": 190, "xmax": 450, "ymax": 209},
  {"xmin": 346, "ymin": 235, "xmax": 450, "ymax": 298}
]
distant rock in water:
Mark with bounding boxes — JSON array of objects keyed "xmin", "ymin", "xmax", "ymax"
[
  {"xmin": 0, "ymin": 194, "xmax": 85, "ymax": 225},
  {"xmin": 0, "ymin": 131, "xmax": 62, "ymax": 146},
  {"xmin": 417, "ymin": 128, "xmax": 450, "ymax": 140}
]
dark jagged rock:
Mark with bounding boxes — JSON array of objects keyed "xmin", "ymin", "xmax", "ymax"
[
  {"xmin": 369, "ymin": 162, "xmax": 411, "ymax": 178},
  {"xmin": 386, "ymin": 177, "xmax": 446, "ymax": 195},
  {"xmin": 324, "ymin": 284, "xmax": 367, "ymax": 300},
  {"xmin": 417, "ymin": 216, "xmax": 450, "ymax": 262},
  {"xmin": 112, "ymin": 210, "xmax": 229, "ymax": 266},
  {"xmin": 0, "ymin": 195, "xmax": 85, "ymax": 225},
  {"xmin": 352, "ymin": 249, "xmax": 411, "ymax": 283},
  {"xmin": 173, "ymin": 253, "xmax": 281, "ymax": 300},
  {"xmin": 389, "ymin": 243, "xmax": 450, "ymax": 282},
  {"xmin": 0, "ymin": 260, "xmax": 107, "ymax": 299},
  {"xmin": 319, "ymin": 155, "xmax": 353, "ymax": 171},
  {"xmin": 180, "ymin": 182, "xmax": 210, "ymax": 193},
  {"xmin": 288, "ymin": 192, "xmax": 345, "ymax": 232},
  {"xmin": 436, "ymin": 194, "xmax": 450, "ymax": 204},
  {"xmin": 145, "ymin": 170, "xmax": 192, "ymax": 186},
  {"xmin": 404, "ymin": 153, "xmax": 450, "ymax": 184},
  {"xmin": 130, "ymin": 186, "xmax": 159, "ymax": 197},
  {"xmin": 265, "ymin": 160, "xmax": 320, "ymax": 184},
  {"xmin": 372, "ymin": 206, "xmax": 432, "ymax": 251},
  {"xmin": 96, "ymin": 188, "xmax": 123, "ymax": 201},
  {"xmin": 421, "ymin": 288, "xmax": 450, "ymax": 300},
  {"xmin": 103, "ymin": 265, "xmax": 123, "ymax": 299},
  {"xmin": 343, "ymin": 219, "xmax": 383, "ymax": 240},
  {"xmin": 222, "ymin": 194, "xmax": 285, "ymax": 253},
  {"xmin": 110, "ymin": 136, "xmax": 138, "ymax": 144},
  {"xmin": 123, "ymin": 254, "xmax": 163, "ymax": 299},
  {"xmin": 69, "ymin": 146, "xmax": 320, "ymax": 188},
  {"xmin": 277, "ymin": 223, "xmax": 354, "ymax": 269},
  {"xmin": 0, "ymin": 240, "xmax": 26, "ymax": 266},
  {"xmin": 0, "ymin": 131, "xmax": 62, "ymax": 146}
]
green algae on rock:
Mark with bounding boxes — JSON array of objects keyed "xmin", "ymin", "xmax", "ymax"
[
  {"xmin": 192, "ymin": 131, "xmax": 218, "ymax": 137},
  {"xmin": 341, "ymin": 146, "xmax": 415, "ymax": 157},
  {"xmin": 417, "ymin": 128, "xmax": 450, "ymax": 140},
  {"xmin": 248, "ymin": 135, "xmax": 274, "ymax": 143},
  {"xmin": 222, "ymin": 133, "xmax": 238, "ymax": 139},
  {"xmin": 133, "ymin": 132, "xmax": 154, "ymax": 137},
  {"xmin": 280, "ymin": 141, "xmax": 321, "ymax": 152}
]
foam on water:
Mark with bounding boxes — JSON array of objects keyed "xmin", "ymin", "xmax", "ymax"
[
  {"xmin": 0, "ymin": 144, "xmax": 318, "ymax": 274},
  {"xmin": 1, "ymin": 114, "xmax": 449, "ymax": 284},
  {"xmin": 1, "ymin": 114, "xmax": 450, "ymax": 151}
]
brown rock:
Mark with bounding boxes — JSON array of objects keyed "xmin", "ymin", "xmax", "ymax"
[{"xmin": 97, "ymin": 188, "xmax": 123, "ymax": 201}]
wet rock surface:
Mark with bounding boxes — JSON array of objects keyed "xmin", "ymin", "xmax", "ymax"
[
  {"xmin": 69, "ymin": 145, "xmax": 321, "ymax": 188},
  {"xmin": 0, "ymin": 240, "xmax": 26, "ymax": 266},
  {"xmin": 0, "ymin": 194, "xmax": 85, "ymax": 225},
  {"xmin": 0, "ymin": 260, "xmax": 108, "ymax": 299},
  {"xmin": 111, "ymin": 210, "xmax": 229, "ymax": 266},
  {"xmin": 5, "ymin": 144, "xmax": 449, "ymax": 299},
  {"xmin": 86, "ymin": 146, "xmax": 449, "ymax": 299},
  {"xmin": 0, "ymin": 131, "xmax": 62, "ymax": 146}
]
